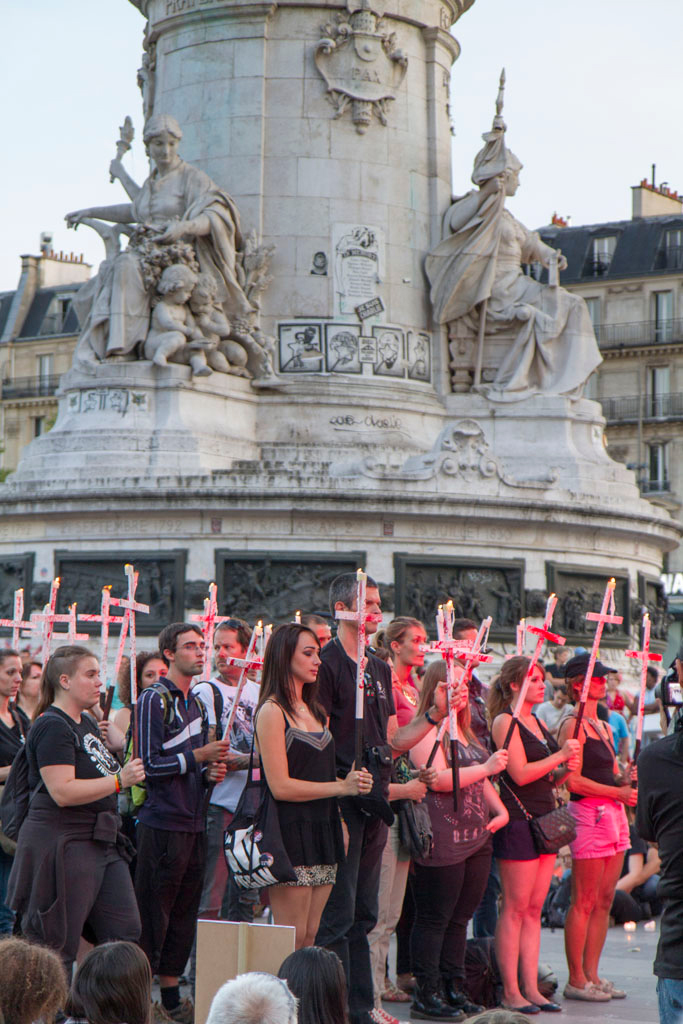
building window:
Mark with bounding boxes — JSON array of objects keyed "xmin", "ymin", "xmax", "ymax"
[
  {"xmin": 590, "ymin": 236, "xmax": 617, "ymax": 276},
  {"xmin": 33, "ymin": 417, "xmax": 45, "ymax": 438},
  {"xmin": 646, "ymin": 442, "xmax": 669, "ymax": 492},
  {"xmin": 648, "ymin": 366, "xmax": 670, "ymax": 417},
  {"xmin": 38, "ymin": 353, "xmax": 54, "ymax": 380},
  {"xmin": 39, "ymin": 296, "xmax": 72, "ymax": 336},
  {"xmin": 653, "ymin": 291, "xmax": 673, "ymax": 342},
  {"xmin": 664, "ymin": 229, "xmax": 683, "ymax": 270},
  {"xmin": 584, "ymin": 297, "xmax": 601, "ymax": 330}
]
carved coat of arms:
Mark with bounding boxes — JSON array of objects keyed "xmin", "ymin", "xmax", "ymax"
[{"xmin": 315, "ymin": 0, "xmax": 408, "ymax": 133}]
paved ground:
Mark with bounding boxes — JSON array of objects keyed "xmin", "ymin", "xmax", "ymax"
[{"xmin": 384, "ymin": 922, "xmax": 660, "ymax": 1023}]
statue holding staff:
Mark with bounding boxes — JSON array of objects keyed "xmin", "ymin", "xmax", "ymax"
[{"xmin": 426, "ymin": 73, "xmax": 602, "ymax": 400}]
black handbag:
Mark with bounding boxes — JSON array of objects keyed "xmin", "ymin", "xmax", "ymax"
[
  {"xmin": 354, "ymin": 744, "xmax": 394, "ymax": 825},
  {"xmin": 501, "ymin": 778, "xmax": 576, "ymax": 855},
  {"xmin": 223, "ymin": 739, "xmax": 296, "ymax": 889},
  {"xmin": 393, "ymin": 752, "xmax": 432, "ymax": 859}
]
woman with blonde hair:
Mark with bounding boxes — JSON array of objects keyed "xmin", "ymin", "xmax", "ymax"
[
  {"xmin": 489, "ymin": 657, "xmax": 580, "ymax": 1013},
  {"xmin": 407, "ymin": 660, "xmax": 509, "ymax": 1020}
]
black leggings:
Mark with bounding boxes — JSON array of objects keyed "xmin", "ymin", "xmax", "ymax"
[{"xmin": 410, "ymin": 845, "xmax": 491, "ymax": 987}]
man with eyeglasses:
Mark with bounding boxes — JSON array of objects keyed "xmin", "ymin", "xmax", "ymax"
[
  {"xmin": 193, "ymin": 618, "xmax": 260, "ymax": 925},
  {"xmin": 135, "ymin": 622, "xmax": 229, "ymax": 1024}
]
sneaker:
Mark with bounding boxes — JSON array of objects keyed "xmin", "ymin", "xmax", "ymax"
[
  {"xmin": 597, "ymin": 979, "xmax": 626, "ymax": 999},
  {"xmin": 371, "ymin": 1009, "xmax": 400, "ymax": 1024},
  {"xmin": 382, "ymin": 981, "xmax": 412, "ymax": 1003},
  {"xmin": 563, "ymin": 982, "xmax": 610, "ymax": 1002},
  {"xmin": 151, "ymin": 1003, "xmax": 173, "ymax": 1024},
  {"xmin": 163, "ymin": 998, "xmax": 195, "ymax": 1024}
]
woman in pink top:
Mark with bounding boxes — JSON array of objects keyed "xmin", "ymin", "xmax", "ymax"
[{"xmin": 367, "ymin": 617, "xmax": 434, "ymax": 1021}]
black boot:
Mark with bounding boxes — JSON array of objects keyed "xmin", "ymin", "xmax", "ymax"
[
  {"xmin": 441, "ymin": 977, "xmax": 484, "ymax": 1017},
  {"xmin": 411, "ymin": 979, "xmax": 465, "ymax": 1022}
]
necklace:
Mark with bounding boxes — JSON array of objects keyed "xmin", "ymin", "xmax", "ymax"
[{"xmin": 397, "ymin": 681, "xmax": 418, "ymax": 706}]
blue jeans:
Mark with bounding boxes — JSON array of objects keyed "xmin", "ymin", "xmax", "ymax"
[
  {"xmin": 658, "ymin": 978, "xmax": 683, "ymax": 1024},
  {"xmin": 0, "ymin": 847, "xmax": 15, "ymax": 934}
]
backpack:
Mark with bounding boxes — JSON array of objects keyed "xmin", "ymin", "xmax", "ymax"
[
  {"xmin": 541, "ymin": 874, "xmax": 571, "ymax": 929},
  {"xmin": 0, "ymin": 708, "xmax": 84, "ymax": 843},
  {"xmin": 122, "ymin": 680, "xmax": 209, "ymax": 811},
  {"xmin": 464, "ymin": 937, "xmax": 502, "ymax": 1009}
]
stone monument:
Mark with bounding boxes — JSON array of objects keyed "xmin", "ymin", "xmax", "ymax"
[{"xmin": 0, "ymin": 1, "xmax": 677, "ymax": 658}]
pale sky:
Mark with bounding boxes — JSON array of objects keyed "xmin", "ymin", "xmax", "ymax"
[{"xmin": 2, "ymin": 0, "xmax": 682, "ymax": 291}]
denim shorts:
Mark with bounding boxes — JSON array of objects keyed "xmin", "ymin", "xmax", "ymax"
[{"xmin": 568, "ymin": 797, "xmax": 629, "ymax": 859}]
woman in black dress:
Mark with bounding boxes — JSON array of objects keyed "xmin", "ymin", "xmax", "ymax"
[
  {"xmin": 489, "ymin": 657, "xmax": 580, "ymax": 1013},
  {"xmin": 0, "ymin": 648, "xmax": 27, "ymax": 934},
  {"xmin": 256, "ymin": 623, "xmax": 373, "ymax": 948},
  {"xmin": 7, "ymin": 645, "xmax": 145, "ymax": 974}
]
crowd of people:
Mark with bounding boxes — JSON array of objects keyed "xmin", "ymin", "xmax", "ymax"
[{"xmin": 0, "ymin": 573, "xmax": 671, "ymax": 1024}]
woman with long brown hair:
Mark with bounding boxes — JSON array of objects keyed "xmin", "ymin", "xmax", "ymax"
[
  {"xmin": 255, "ymin": 623, "xmax": 373, "ymax": 949},
  {"xmin": 7, "ymin": 645, "xmax": 144, "ymax": 974},
  {"xmin": 489, "ymin": 656, "xmax": 580, "ymax": 1013},
  {"xmin": 407, "ymin": 660, "xmax": 509, "ymax": 1020}
]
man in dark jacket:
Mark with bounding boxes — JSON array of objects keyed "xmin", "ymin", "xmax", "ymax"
[{"xmin": 135, "ymin": 622, "xmax": 228, "ymax": 1023}]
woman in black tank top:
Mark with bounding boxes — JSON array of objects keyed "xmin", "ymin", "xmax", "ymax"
[
  {"xmin": 558, "ymin": 663, "xmax": 637, "ymax": 1002},
  {"xmin": 489, "ymin": 656, "xmax": 580, "ymax": 1013},
  {"xmin": 255, "ymin": 624, "xmax": 373, "ymax": 949}
]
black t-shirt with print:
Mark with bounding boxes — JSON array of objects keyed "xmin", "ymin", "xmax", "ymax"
[
  {"xmin": 317, "ymin": 638, "xmax": 396, "ymax": 776},
  {"xmin": 27, "ymin": 707, "xmax": 120, "ymax": 814},
  {"xmin": 0, "ymin": 704, "xmax": 29, "ymax": 768}
]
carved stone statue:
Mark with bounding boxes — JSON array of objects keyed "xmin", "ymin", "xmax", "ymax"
[
  {"xmin": 66, "ymin": 113, "xmax": 278, "ymax": 385},
  {"xmin": 425, "ymin": 74, "xmax": 602, "ymax": 400}
]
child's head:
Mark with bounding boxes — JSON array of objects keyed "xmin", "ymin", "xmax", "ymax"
[
  {"xmin": 65, "ymin": 941, "xmax": 152, "ymax": 1024},
  {"xmin": 190, "ymin": 272, "xmax": 218, "ymax": 310},
  {"xmin": 0, "ymin": 937, "xmax": 68, "ymax": 1024},
  {"xmin": 158, "ymin": 263, "xmax": 198, "ymax": 302}
]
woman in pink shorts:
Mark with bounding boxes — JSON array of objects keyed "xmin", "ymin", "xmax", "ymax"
[{"xmin": 558, "ymin": 656, "xmax": 637, "ymax": 1003}]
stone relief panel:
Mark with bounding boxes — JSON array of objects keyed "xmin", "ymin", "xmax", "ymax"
[
  {"xmin": 315, "ymin": 2, "xmax": 408, "ymax": 134},
  {"xmin": 54, "ymin": 550, "xmax": 187, "ymax": 634},
  {"xmin": 637, "ymin": 572, "xmax": 670, "ymax": 646},
  {"xmin": 0, "ymin": 555, "xmax": 35, "ymax": 624},
  {"xmin": 545, "ymin": 562, "xmax": 630, "ymax": 645},
  {"xmin": 394, "ymin": 555, "xmax": 525, "ymax": 640},
  {"xmin": 215, "ymin": 550, "xmax": 366, "ymax": 624},
  {"xmin": 68, "ymin": 389, "xmax": 149, "ymax": 416}
]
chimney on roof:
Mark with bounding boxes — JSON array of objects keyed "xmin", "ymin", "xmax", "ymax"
[
  {"xmin": 551, "ymin": 213, "xmax": 568, "ymax": 228},
  {"xmin": 632, "ymin": 169, "xmax": 683, "ymax": 218}
]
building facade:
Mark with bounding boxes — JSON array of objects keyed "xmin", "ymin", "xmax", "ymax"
[
  {"xmin": 540, "ymin": 177, "xmax": 683, "ymax": 654},
  {"xmin": 0, "ymin": 241, "xmax": 89, "ymax": 475}
]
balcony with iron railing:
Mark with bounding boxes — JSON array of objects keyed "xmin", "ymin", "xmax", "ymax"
[
  {"xmin": 594, "ymin": 317, "xmax": 683, "ymax": 350},
  {"xmin": 655, "ymin": 246, "xmax": 683, "ymax": 271},
  {"xmin": 641, "ymin": 478, "xmax": 671, "ymax": 494},
  {"xmin": 601, "ymin": 392, "xmax": 683, "ymax": 424},
  {"xmin": 0, "ymin": 374, "xmax": 61, "ymax": 399}
]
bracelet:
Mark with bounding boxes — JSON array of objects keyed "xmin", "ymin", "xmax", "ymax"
[
  {"xmin": 425, "ymin": 708, "xmax": 442, "ymax": 727},
  {"xmin": 114, "ymin": 772, "xmax": 122, "ymax": 794}
]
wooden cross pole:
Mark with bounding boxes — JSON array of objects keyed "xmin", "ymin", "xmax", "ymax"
[
  {"xmin": 190, "ymin": 583, "xmax": 234, "ymax": 682},
  {"xmin": 31, "ymin": 577, "xmax": 61, "ymax": 665},
  {"xmin": 110, "ymin": 565, "xmax": 150, "ymax": 756},
  {"xmin": 573, "ymin": 578, "xmax": 623, "ymax": 738},
  {"xmin": 422, "ymin": 608, "xmax": 493, "ymax": 809},
  {"xmin": 626, "ymin": 611, "xmax": 663, "ymax": 762},
  {"xmin": 79, "ymin": 586, "xmax": 128, "ymax": 719},
  {"xmin": 0, "ymin": 589, "xmax": 33, "ymax": 650},
  {"xmin": 502, "ymin": 594, "xmax": 565, "ymax": 749},
  {"xmin": 221, "ymin": 622, "xmax": 264, "ymax": 742},
  {"xmin": 335, "ymin": 569, "xmax": 383, "ymax": 769}
]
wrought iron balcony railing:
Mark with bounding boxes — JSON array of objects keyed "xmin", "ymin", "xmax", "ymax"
[
  {"xmin": 600, "ymin": 392, "xmax": 683, "ymax": 424},
  {"xmin": 594, "ymin": 318, "xmax": 683, "ymax": 349},
  {"xmin": 1, "ymin": 375, "xmax": 61, "ymax": 399}
]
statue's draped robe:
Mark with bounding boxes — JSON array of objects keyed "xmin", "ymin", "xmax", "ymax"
[
  {"xmin": 426, "ymin": 189, "xmax": 602, "ymax": 397},
  {"xmin": 73, "ymin": 161, "xmax": 253, "ymax": 364}
]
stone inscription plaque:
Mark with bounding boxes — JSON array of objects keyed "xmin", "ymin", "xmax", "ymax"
[
  {"xmin": 54, "ymin": 551, "xmax": 187, "ymax": 634},
  {"xmin": 394, "ymin": 555, "xmax": 525, "ymax": 639},
  {"xmin": 545, "ymin": 562, "xmax": 630, "ymax": 644},
  {"xmin": 215, "ymin": 550, "xmax": 366, "ymax": 624}
]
